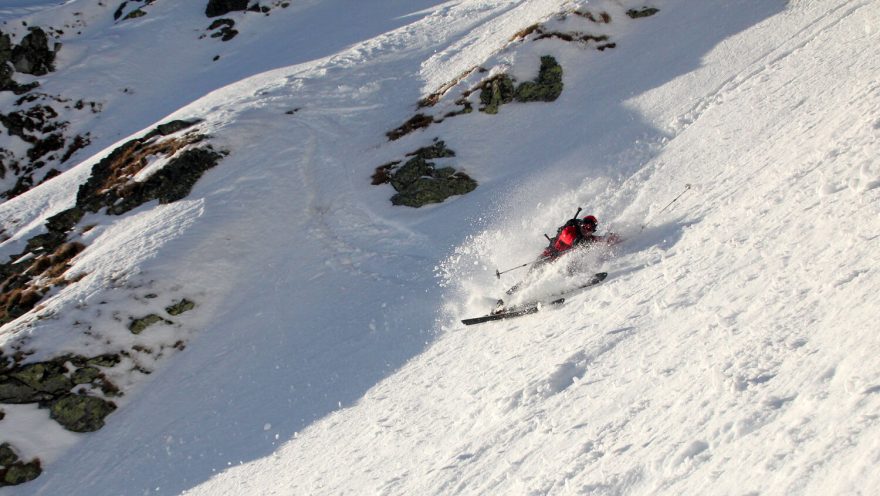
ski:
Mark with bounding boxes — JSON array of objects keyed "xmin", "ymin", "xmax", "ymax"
[
  {"xmin": 461, "ymin": 272, "xmax": 608, "ymax": 326},
  {"xmin": 461, "ymin": 299, "xmax": 564, "ymax": 326}
]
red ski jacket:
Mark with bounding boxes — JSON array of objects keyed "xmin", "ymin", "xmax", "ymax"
[{"xmin": 541, "ymin": 226, "xmax": 619, "ymax": 260}]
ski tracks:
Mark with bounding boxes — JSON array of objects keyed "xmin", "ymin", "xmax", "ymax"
[
  {"xmin": 292, "ymin": 114, "xmax": 433, "ymax": 287},
  {"xmin": 673, "ymin": 0, "xmax": 873, "ymax": 136}
]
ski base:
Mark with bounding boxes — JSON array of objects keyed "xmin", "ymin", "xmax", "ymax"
[
  {"xmin": 461, "ymin": 299, "xmax": 564, "ymax": 326},
  {"xmin": 461, "ymin": 272, "xmax": 607, "ymax": 326}
]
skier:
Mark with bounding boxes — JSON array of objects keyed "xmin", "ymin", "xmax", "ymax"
[
  {"xmin": 494, "ymin": 214, "xmax": 618, "ymax": 312},
  {"xmin": 540, "ymin": 215, "xmax": 617, "ymax": 260}
]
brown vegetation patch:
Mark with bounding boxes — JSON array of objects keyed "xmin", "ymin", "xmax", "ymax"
[
  {"xmin": 510, "ymin": 24, "xmax": 542, "ymax": 43},
  {"xmin": 534, "ymin": 30, "xmax": 611, "ymax": 46},
  {"xmin": 386, "ymin": 113, "xmax": 435, "ymax": 141},
  {"xmin": 573, "ymin": 10, "xmax": 612, "ymax": 23},
  {"xmin": 371, "ymin": 161, "xmax": 399, "ymax": 185},
  {"xmin": 0, "ymin": 119, "xmax": 223, "ymax": 327},
  {"xmin": 419, "ymin": 66, "xmax": 480, "ymax": 108}
]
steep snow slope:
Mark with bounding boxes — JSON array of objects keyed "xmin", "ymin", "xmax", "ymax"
[
  {"xmin": 0, "ymin": 0, "xmax": 450, "ymax": 195},
  {"xmin": 2, "ymin": 0, "xmax": 584, "ymax": 493},
  {"xmin": 2, "ymin": 0, "xmax": 879, "ymax": 494},
  {"xmin": 185, "ymin": 0, "xmax": 880, "ymax": 495}
]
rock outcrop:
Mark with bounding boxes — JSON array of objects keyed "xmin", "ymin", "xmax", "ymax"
[
  {"xmin": 374, "ymin": 140, "xmax": 477, "ymax": 207},
  {"xmin": 205, "ymin": 0, "xmax": 249, "ymax": 18}
]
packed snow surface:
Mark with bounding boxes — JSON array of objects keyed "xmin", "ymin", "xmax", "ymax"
[{"xmin": 1, "ymin": 0, "xmax": 879, "ymax": 495}]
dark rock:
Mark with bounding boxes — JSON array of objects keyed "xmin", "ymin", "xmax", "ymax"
[
  {"xmin": 406, "ymin": 140, "xmax": 456, "ymax": 160},
  {"xmin": 479, "ymin": 74, "xmax": 516, "ymax": 114},
  {"xmin": 479, "ymin": 56, "xmax": 563, "ymax": 113},
  {"xmin": 10, "ymin": 362, "xmax": 72, "ymax": 395},
  {"xmin": 124, "ymin": 9, "xmax": 147, "ymax": 20},
  {"xmin": 26, "ymin": 133, "xmax": 64, "ymax": 161},
  {"xmin": 77, "ymin": 125, "xmax": 223, "ymax": 216},
  {"xmin": 433, "ymin": 166, "xmax": 456, "ymax": 178},
  {"xmin": 86, "ymin": 354, "xmax": 121, "ymax": 368},
  {"xmin": 514, "ymin": 56, "xmax": 563, "ymax": 103},
  {"xmin": 0, "ymin": 105, "xmax": 60, "ymax": 143},
  {"xmin": 0, "ymin": 443, "xmax": 17, "ymax": 466},
  {"xmin": 391, "ymin": 174, "xmax": 477, "ymax": 208},
  {"xmin": 205, "ymin": 0, "xmax": 249, "ymax": 18},
  {"xmin": 45, "ymin": 208, "xmax": 83, "ymax": 235},
  {"xmin": 2, "ymin": 459, "xmax": 41, "ymax": 486},
  {"xmin": 143, "ymin": 119, "xmax": 201, "ymax": 140},
  {"xmin": 0, "ymin": 33, "xmax": 11, "ymax": 65},
  {"xmin": 129, "ymin": 314, "xmax": 171, "ymax": 334},
  {"xmin": 114, "ymin": 2, "xmax": 128, "ymax": 21},
  {"xmin": 0, "ymin": 33, "xmax": 15, "ymax": 92},
  {"xmin": 208, "ymin": 18, "xmax": 235, "ymax": 30},
  {"xmin": 60, "ymin": 133, "xmax": 91, "ymax": 163},
  {"xmin": 626, "ymin": 7, "xmax": 660, "ymax": 19},
  {"xmin": 0, "ymin": 62, "xmax": 13, "ymax": 92},
  {"xmin": 108, "ymin": 146, "xmax": 223, "ymax": 214},
  {"xmin": 38, "ymin": 168, "xmax": 60, "ymax": 185},
  {"xmin": 383, "ymin": 143, "xmax": 477, "ymax": 207},
  {"xmin": 220, "ymin": 29, "xmax": 239, "ymax": 41},
  {"xmin": 389, "ymin": 156, "xmax": 432, "ymax": 193},
  {"xmin": 0, "ymin": 460, "xmax": 43, "ymax": 486},
  {"xmin": 156, "ymin": 119, "xmax": 201, "ymax": 136},
  {"xmin": 25, "ymin": 230, "xmax": 66, "ymax": 253},
  {"xmin": 0, "ymin": 443, "xmax": 42, "ymax": 486},
  {"xmin": 0, "ymin": 378, "xmax": 51, "ymax": 404},
  {"xmin": 49, "ymin": 394, "xmax": 116, "ymax": 432},
  {"xmin": 10, "ymin": 28, "xmax": 58, "ymax": 76},
  {"xmin": 70, "ymin": 367, "xmax": 100, "ymax": 385},
  {"xmin": 166, "ymin": 299, "xmax": 195, "ymax": 316}
]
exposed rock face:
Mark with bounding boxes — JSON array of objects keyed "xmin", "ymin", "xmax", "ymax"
[
  {"xmin": 75, "ymin": 119, "xmax": 224, "ymax": 215},
  {"xmin": 390, "ymin": 167, "xmax": 477, "ymax": 207},
  {"xmin": 479, "ymin": 75, "xmax": 516, "ymax": 114},
  {"xmin": 9, "ymin": 362, "xmax": 73, "ymax": 397},
  {"xmin": 166, "ymin": 299, "xmax": 196, "ymax": 316},
  {"xmin": 0, "ymin": 30, "xmax": 43, "ymax": 94},
  {"xmin": 627, "ymin": 7, "xmax": 660, "ymax": 18},
  {"xmin": 205, "ymin": 0, "xmax": 249, "ymax": 18},
  {"xmin": 0, "ymin": 33, "xmax": 12, "ymax": 90},
  {"xmin": 129, "ymin": 314, "xmax": 171, "ymax": 334},
  {"xmin": 0, "ymin": 353, "xmax": 121, "ymax": 406},
  {"xmin": 514, "ymin": 55, "xmax": 563, "ymax": 102},
  {"xmin": 208, "ymin": 18, "xmax": 238, "ymax": 41},
  {"xmin": 10, "ymin": 28, "xmax": 58, "ymax": 76},
  {"xmin": 479, "ymin": 56, "xmax": 563, "ymax": 113},
  {"xmin": 374, "ymin": 141, "xmax": 478, "ymax": 207},
  {"xmin": 49, "ymin": 394, "xmax": 117, "ymax": 433},
  {"xmin": 0, "ymin": 443, "xmax": 41, "ymax": 487},
  {"xmin": 1, "ymin": 119, "xmax": 223, "ymax": 328}
]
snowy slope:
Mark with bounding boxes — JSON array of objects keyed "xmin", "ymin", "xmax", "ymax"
[{"xmin": 2, "ymin": 0, "xmax": 879, "ymax": 494}]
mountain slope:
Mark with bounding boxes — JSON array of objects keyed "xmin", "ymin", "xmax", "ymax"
[{"xmin": 2, "ymin": 0, "xmax": 879, "ymax": 494}]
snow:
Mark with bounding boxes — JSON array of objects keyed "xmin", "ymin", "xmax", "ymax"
[{"xmin": 1, "ymin": 0, "xmax": 879, "ymax": 494}]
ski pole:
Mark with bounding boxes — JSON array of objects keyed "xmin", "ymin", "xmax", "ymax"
[
  {"xmin": 495, "ymin": 263, "xmax": 531, "ymax": 279},
  {"xmin": 641, "ymin": 183, "xmax": 692, "ymax": 231}
]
